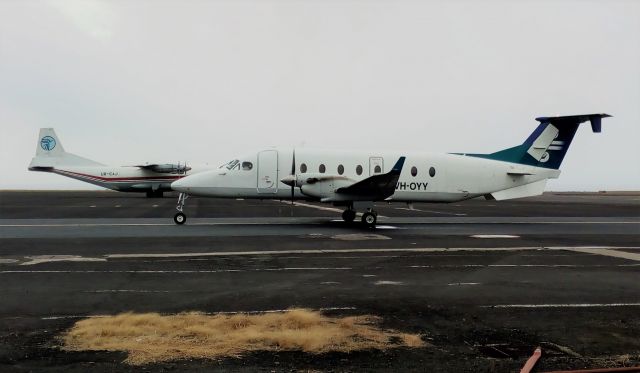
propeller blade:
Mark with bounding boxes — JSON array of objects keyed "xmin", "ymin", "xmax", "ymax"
[{"xmin": 291, "ymin": 149, "xmax": 295, "ymax": 205}]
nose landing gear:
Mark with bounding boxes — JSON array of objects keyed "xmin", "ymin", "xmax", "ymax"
[{"xmin": 174, "ymin": 192, "xmax": 189, "ymax": 225}]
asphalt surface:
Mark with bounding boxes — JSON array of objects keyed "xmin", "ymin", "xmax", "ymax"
[{"xmin": 0, "ymin": 191, "xmax": 639, "ymax": 372}]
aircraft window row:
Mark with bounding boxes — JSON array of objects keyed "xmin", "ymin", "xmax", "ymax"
[
  {"xmin": 410, "ymin": 166, "xmax": 437, "ymax": 177},
  {"xmin": 299, "ymin": 163, "xmax": 364, "ymax": 176}
]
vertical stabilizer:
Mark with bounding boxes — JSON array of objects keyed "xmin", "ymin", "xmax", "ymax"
[
  {"xmin": 29, "ymin": 128, "xmax": 105, "ymax": 170},
  {"xmin": 463, "ymin": 114, "xmax": 610, "ymax": 169}
]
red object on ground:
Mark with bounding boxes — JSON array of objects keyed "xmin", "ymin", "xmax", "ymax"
[{"xmin": 521, "ymin": 347, "xmax": 543, "ymax": 373}]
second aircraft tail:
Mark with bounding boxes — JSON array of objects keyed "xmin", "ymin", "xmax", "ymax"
[{"xmin": 29, "ymin": 128, "xmax": 105, "ymax": 170}]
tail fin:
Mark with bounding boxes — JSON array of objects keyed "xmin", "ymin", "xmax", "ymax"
[
  {"xmin": 29, "ymin": 128, "xmax": 105, "ymax": 170},
  {"xmin": 467, "ymin": 114, "xmax": 611, "ymax": 169}
]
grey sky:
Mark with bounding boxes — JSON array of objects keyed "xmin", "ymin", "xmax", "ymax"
[{"xmin": 1, "ymin": 0, "xmax": 638, "ymax": 191}]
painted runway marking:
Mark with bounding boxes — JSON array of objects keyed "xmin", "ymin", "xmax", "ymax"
[
  {"xmin": 395, "ymin": 207, "xmax": 467, "ymax": 216},
  {"xmin": 103, "ymin": 246, "xmax": 640, "ymax": 259},
  {"xmin": 374, "ymin": 280, "xmax": 404, "ymax": 286},
  {"xmin": 0, "ymin": 267, "xmax": 352, "ymax": 274},
  {"xmin": 36, "ymin": 306, "xmax": 358, "ymax": 320},
  {"xmin": 447, "ymin": 282, "xmax": 481, "ymax": 286},
  {"xmin": 567, "ymin": 247, "xmax": 640, "ymax": 262},
  {"xmin": 21, "ymin": 255, "xmax": 106, "ymax": 266},
  {"xmin": 410, "ymin": 264, "xmax": 640, "ymax": 268},
  {"xmin": 484, "ymin": 303, "xmax": 640, "ymax": 308},
  {"xmin": 1, "ymin": 220, "xmax": 638, "ymax": 228},
  {"xmin": 82, "ymin": 290, "xmax": 191, "ymax": 293},
  {"xmin": 471, "ymin": 235, "xmax": 520, "ymax": 239}
]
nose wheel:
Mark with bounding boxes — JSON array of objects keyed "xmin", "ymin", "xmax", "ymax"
[
  {"xmin": 174, "ymin": 193, "xmax": 189, "ymax": 225},
  {"xmin": 174, "ymin": 212, "xmax": 186, "ymax": 225}
]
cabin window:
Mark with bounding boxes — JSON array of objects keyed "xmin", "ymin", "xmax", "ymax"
[
  {"xmin": 374, "ymin": 165, "xmax": 382, "ymax": 174},
  {"xmin": 242, "ymin": 162, "xmax": 253, "ymax": 171},
  {"xmin": 300, "ymin": 163, "xmax": 307, "ymax": 173},
  {"xmin": 411, "ymin": 166, "xmax": 418, "ymax": 177},
  {"xmin": 337, "ymin": 164, "xmax": 344, "ymax": 175},
  {"xmin": 429, "ymin": 167, "xmax": 436, "ymax": 177},
  {"xmin": 319, "ymin": 164, "xmax": 326, "ymax": 173},
  {"xmin": 356, "ymin": 165, "xmax": 363, "ymax": 175}
]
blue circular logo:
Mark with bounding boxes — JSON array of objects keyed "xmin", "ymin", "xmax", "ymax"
[{"xmin": 40, "ymin": 136, "xmax": 56, "ymax": 151}]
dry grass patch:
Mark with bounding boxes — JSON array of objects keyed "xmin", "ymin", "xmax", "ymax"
[{"xmin": 60, "ymin": 309, "xmax": 426, "ymax": 365}]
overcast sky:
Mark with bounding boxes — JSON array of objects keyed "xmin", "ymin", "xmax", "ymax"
[{"xmin": 1, "ymin": 0, "xmax": 638, "ymax": 191}]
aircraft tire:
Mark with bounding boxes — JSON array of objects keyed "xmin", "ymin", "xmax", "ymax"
[
  {"xmin": 361, "ymin": 212, "xmax": 377, "ymax": 227},
  {"xmin": 342, "ymin": 209, "xmax": 356, "ymax": 223},
  {"xmin": 174, "ymin": 212, "xmax": 186, "ymax": 225}
]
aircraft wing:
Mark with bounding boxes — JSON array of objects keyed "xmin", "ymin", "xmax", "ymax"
[{"xmin": 335, "ymin": 157, "xmax": 406, "ymax": 200}]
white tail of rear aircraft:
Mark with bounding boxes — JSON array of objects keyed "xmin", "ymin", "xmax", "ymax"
[{"xmin": 29, "ymin": 128, "xmax": 104, "ymax": 170}]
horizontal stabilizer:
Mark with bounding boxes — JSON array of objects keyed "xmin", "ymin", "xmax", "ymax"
[{"xmin": 535, "ymin": 113, "xmax": 611, "ymax": 133}]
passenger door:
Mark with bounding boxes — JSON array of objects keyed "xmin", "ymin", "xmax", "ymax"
[
  {"xmin": 369, "ymin": 157, "xmax": 384, "ymax": 176},
  {"xmin": 257, "ymin": 150, "xmax": 278, "ymax": 194}
]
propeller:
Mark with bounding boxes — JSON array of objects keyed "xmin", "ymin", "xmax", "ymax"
[
  {"xmin": 280, "ymin": 148, "xmax": 298, "ymax": 205},
  {"xmin": 290, "ymin": 149, "xmax": 295, "ymax": 204}
]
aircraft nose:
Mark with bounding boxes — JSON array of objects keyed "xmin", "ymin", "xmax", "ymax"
[{"xmin": 171, "ymin": 177, "xmax": 191, "ymax": 193}]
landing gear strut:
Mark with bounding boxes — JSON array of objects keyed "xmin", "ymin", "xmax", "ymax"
[
  {"xmin": 146, "ymin": 190, "xmax": 164, "ymax": 198},
  {"xmin": 174, "ymin": 192, "xmax": 188, "ymax": 225}
]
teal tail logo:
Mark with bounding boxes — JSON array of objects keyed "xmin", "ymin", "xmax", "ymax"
[{"xmin": 40, "ymin": 136, "xmax": 56, "ymax": 151}]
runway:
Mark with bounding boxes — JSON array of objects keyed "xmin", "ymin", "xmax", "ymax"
[{"xmin": 0, "ymin": 191, "xmax": 639, "ymax": 372}]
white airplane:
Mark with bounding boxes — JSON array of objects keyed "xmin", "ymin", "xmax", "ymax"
[
  {"xmin": 170, "ymin": 114, "xmax": 610, "ymax": 226},
  {"xmin": 28, "ymin": 128, "xmax": 213, "ymax": 197}
]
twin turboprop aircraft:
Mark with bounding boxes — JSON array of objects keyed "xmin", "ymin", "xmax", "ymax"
[
  {"xmin": 171, "ymin": 114, "xmax": 610, "ymax": 227},
  {"xmin": 28, "ymin": 128, "xmax": 213, "ymax": 197}
]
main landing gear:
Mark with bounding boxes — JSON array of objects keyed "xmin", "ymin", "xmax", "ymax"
[
  {"xmin": 146, "ymin": 190, "xmax": 164, "ymax": 198},
  {"xmin": 174, "ymin": 192, "xmax": 188, "ymax": 225},
  {"xmin": 341, "ymin": 205, "xmax": 378, "ymax": 228}
]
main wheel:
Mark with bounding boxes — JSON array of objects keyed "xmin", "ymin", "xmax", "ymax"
[
  {"xmin": 342, "ymin": 209, "xmax": 356, "ymax": 223},
  {"xmin": 361, "ymin": 212, "xmax": 377, "ymax": 227},
  {"xmin": 174, "ymin": 212, "xmax": 186, "ymax": 225}
]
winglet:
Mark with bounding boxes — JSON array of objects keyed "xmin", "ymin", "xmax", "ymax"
[{"xmin": 391, "ymin": 157, "xmax": 406, "ymax": 174}]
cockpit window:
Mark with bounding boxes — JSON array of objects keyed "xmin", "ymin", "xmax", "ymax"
[
  {"xmin": 219, "ymin": 159, "xmax": 240, "ymax": 170},
  {"xmin": 242, "ymin": 161, "xmax": 253, "ymax": 171}
]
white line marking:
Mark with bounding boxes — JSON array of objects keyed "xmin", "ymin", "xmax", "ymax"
[
  {"xmin": 566, "ymin": 247, "xmax": 640, "ymax": 262},
  {"xmin": 282, "ymin": 201, "xmax": 345, "ymax": 214},
  {"xmin": 410, "ymin": 264, "xmax": 640, "ymax": 268},
  {"xmin": 82, "ymin": 290, "xmax": 188, "ymax": 293},
  {"xmin": 472, "ymin": 235, "xmax": 520, "ymax": 239},
  {"xmin": 0, "ymin": 259, "xmax": 19, "ymax": 264},
  {"xmin": 447, "ymin": 282, "xmax": 481, "ymax": 286},
  {"xmin": 485, "ymin": 303, "xmax": 640, "ymax": 308},
  {"xmin": 2, "ymin": 220, "xmax": 637, "ymax": 228},
  {"xmin": 0, "ymin": 267, "xmax": 352, "ymax": 274},
  {"xmin": 21, "ymin": 255, "xmax": 106, "ymax": 266},
  {"xmin": 104, "ymin": 246, "xmax": 640, "ymax": 259},
  {"xmin": 395, "ymin": 207, "xmax": 467, "ymax": 216},
  {"xmin": 374, "ymin": 280, "xmax": 404, "ymax": 286}
]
